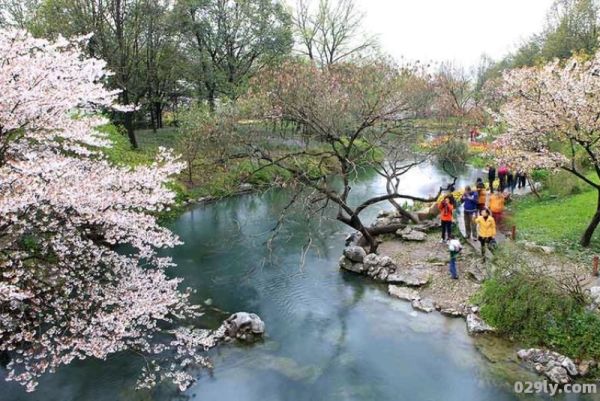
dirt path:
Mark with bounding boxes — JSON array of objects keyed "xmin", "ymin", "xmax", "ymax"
[{"xmin": 379, "ymin": 234, "xmax": 483, "ymax": 313}]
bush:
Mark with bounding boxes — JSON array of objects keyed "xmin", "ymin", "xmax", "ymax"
[
  {"xmin": 476, "ymin": 245, "xmax": 600, "ymax": 359},
  {"xmin": 545, "ymin": 170, "xmax": 588, "ymax": 197},
  {"xmin": 530, "ymin": 168, "xmax": 549, "ymax": 184}
]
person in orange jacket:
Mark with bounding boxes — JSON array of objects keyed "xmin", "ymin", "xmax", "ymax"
[
  {"xmin": 489, "ymin": 191, "xmax": 506, "ymax": 226},
  {"xmin": 439, "ymin": 195, "xmax": 454, "ymax": 243},
  {"xmin": 476, "ymin": 180, "xmax": 487, "ymax": 211}
]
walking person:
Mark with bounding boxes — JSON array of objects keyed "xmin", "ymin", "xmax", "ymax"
[
  {"xmin": 507, "ymin": 169, "xmax": 516, "ymax": 194},
  {"xmin": 489, "ymin": 191, "xmax": 505, "ymax": 227},
  {"xmin": 448, "ymin": 235, "xmax": 462, "ymax": 280},
  {"xmin": 518, "ymin": 170, "xmax": 527, "ymax": 189},
  {"xmin": 439, "ymin": 195, "xmax": 454, "ymax": 243},
  {"xmin": 497, "ymin": 165, "xmax": 508, "ymax": 192},
  {"xmin": 487, "ymin": 165, "xmax": 496, "ymax": 193},
  {"xmin": 476, "ymin": 180, "xmax": 487, "ymax": 211},
  {"xmin": 474, "ymin": 208, "xmax": 496, "ymax": 261},
  {"xmin": 461, "ymin": 185, "xmax": 478, "ymax": 240}
]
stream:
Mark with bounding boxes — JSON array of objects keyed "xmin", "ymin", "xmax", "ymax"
[{"xmin": 1, "ymin": 163, "xmax": 596, "ymax": 401}]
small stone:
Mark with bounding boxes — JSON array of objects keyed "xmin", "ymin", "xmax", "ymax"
[
  {"xmin": 343, "ymin": 246, "xmax": 367, "ymax": 263},
  {"xmin": 363, "ymin": 253, "xmax": 381, "ymax": 269},
  {"xmin": 379, "ymin": 256, "xmax": 395, "ymax": 267},
  {"xmin": 239, "ymin": 183, "xmax": 253, "ymax": 192},
  {"xmin": 466, "ymin": 313, "xmax": 494, "ymax": 334},
  {"xmin": 590, "ymin": 286, "xmax": 600, "ymax": 303},
  {"xmin": 517, "ymin": 349, "xmax": 531, "ymax": 360},
  {"xmin": 412, "ymin": 298, "xmax": 435, "ymax": 313},
  {"xmin": 386, "ymin": 270, "xmax": 430, "ymax": 286},
  {"xmin": 395, "ymin": 227, "xmax": 412, "ymax": 236},
  {"xmin": 223, "ymin": 312, "xmax": 265, "ymax": 342},
  {"xmin": 465, "ymin": 264, "xmax": 486, "ymax": 283},
  {"xmin": 561, "ymin": 357, "xmax": 578, "ymax": 376},
  {"xmin": 388, "ymin": 285, "xmax": 419, "ymax": 301},
  {"xmin": 339, "ymin": 256, "xmax": 365, "ymax": 273},
  {"xmin": 401, "ymin": 230, "xmax": 427, "ymax": 241},
  {"xmin": 439, "ymin": 307, "xmax": 464, "ymax": 317},
  {"xmin": 578, "ymin": 360, "xmax": 593, "ymax": 376},
  {"xmin": 545, "ymin": 366, "xmax": 571, "ymax": 384}
]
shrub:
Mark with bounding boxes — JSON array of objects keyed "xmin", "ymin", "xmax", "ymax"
[
  {"xmin": 530, "ymin": 168, "xmax": 549, "ymax": 184},
  {"xmin": 541, "ymin": 170, "xmax": 589, "ymax": 197},
  {"xmin": 476, "ymin": 245, "xmax": 600, "ymax": 359}
]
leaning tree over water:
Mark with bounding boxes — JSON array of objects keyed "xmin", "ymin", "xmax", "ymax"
[{"xmin": 240, "ymin": 60, "xmax": 453, "ymax": 253}]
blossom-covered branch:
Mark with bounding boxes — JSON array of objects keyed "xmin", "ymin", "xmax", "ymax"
[{"xmin": 0, "ymin": 29, "xmax": 206, "ymax": 392}]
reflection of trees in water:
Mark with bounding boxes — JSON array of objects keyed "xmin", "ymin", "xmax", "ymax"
[{"xmin": 303, "ymin": 273, "xmax": 373, "ymax": 400}]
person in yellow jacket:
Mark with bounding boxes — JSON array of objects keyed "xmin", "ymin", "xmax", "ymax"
[{"xmin": 474, "ymin": 208, "xmax": 496, "ymax": 261}]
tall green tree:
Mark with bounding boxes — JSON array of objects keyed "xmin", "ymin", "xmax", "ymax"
[
  {"xmin": 30, "ymin": 0, "xmax": 179, "ymax": 147},
  {"xmin": 542, "ymin": 0, "xmax": 599, "ymax": 59},
  {"xmin": 176, "ymin": 0, "xmax": 293, "ymax": 110}
]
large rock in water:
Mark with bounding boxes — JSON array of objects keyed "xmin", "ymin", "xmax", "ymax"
[
  {"xmin": 222, "ymin": 312, "xmax": 265, "ymax": 342},
  {"xmin": 343, "ymin": 246, "xmax": 367, "ymax": 263},
  {"xmin": 339, "ymin": 256, "xmax": 365, "ymax": 273},
  {"xmin": 466, "ymin": 313, "xmax": 494, "ymax": 334}
]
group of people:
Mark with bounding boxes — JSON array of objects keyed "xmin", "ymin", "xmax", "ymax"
[
  {"xmin": 486, "ymin": 164, "xmax": 527, "ymax": 194},
  {"xmin": 438, "ymin": 170, "xmax": 519, "ymax": 279}
]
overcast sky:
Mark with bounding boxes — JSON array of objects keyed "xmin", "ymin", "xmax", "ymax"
[{"xmin": 351, "ymin": 0, "xmax": 555, "ymax": 67}]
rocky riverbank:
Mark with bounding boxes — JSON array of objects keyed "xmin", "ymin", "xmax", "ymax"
[
  {"xmin": 339, "ymin": 210, "xmax": 487, "ymax": 319},
  {"xmin": 338, "ymin": 208, "xmax": 599, "ymax": 385}
]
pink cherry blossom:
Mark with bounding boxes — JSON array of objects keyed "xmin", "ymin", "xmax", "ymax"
[{"xmin": 0, "ymin": 29, "xmax": 207, "ymax": 392}]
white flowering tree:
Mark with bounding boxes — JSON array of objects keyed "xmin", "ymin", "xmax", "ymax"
[
  {"xmin": 494, "ymin": 52, "xmax": 600, "ymax": 246},
  {"xmin": 0, "ymin": 30, "xmax": 210, "ymax": 392}
]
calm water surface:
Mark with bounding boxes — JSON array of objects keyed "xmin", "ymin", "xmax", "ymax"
[{"xmin": 2, "ymin": 164, "xmax": 596, "ymax": 401}]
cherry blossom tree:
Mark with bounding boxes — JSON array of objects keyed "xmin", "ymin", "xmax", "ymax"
[
  {"xmin": 0, "ymin": 29, "xmax": 209, "ymax": 392},
  {"xmin": 493, "ymin": 52, "xmax": 600, "ymax": 246}
]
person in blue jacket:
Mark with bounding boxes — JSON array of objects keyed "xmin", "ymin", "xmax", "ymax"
[{"xmin": 461, "ymin": 185, "xmax": 478, "ymax": 240}]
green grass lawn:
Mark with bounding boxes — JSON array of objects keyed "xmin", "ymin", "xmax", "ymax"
[
  {"xmin": 508, "ymin": 190, "xmax": 600, "ymax": 252},
  {"xmin": 135, "ymin": 127, "xmax": 179, "ymax": 150}
]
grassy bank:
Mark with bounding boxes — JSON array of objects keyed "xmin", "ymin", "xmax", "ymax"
[
  {"xmin": 506, "ymin": 170, "xmax": 600, "ymax": 254},
  {"xmin": 508, "ymin": 191, "xmax": 600, "ymax": 250}
]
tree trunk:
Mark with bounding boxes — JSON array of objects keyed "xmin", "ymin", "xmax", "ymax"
[
  {"xmin": 388, "ymin": 199, "xmax": 419, "ymax": 224},
  {"xmin": 527, "ymin": 176, "xmax": 541, "ymax": 200},
  {"xmin": 207, "ymin": 87, "xmax": 216, "ymax": 112},
  {"xmin": 581, "ymin": 190, "xmax": 600, "ymax": 247},
  {"xmin": 339, "ymin": 214, "xmax": 379, "ymax": 254},
  {"xmin": 124, "ymin": 112, "xmax": 138, "ymax": 149},
  {"xmin": 150, "ymin": 107, "xmax": 157, "ymax": 133},
  {"xmin": 155, "ymin": 102, "xmax": 163, "ymax": 129},
  {"xmin": 121, "ymin": 90, "xmax": 138, "ymax": 149}
]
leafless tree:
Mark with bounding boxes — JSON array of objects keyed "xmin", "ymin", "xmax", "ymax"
[{"xmin": 293, "ymin": 0, "xmax": 377, "ymax": 66}]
